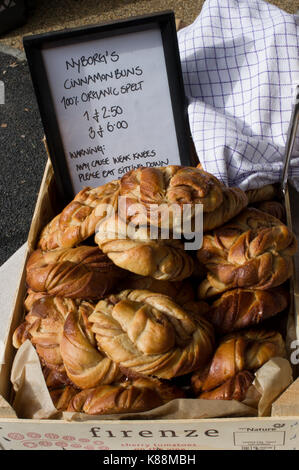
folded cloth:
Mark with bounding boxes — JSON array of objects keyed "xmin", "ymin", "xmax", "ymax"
[{"xmin": 178, "ymin": 0, "xmax": 299, "ymax": 190}]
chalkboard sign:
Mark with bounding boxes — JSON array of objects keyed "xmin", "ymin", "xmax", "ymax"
[{"xmin": 24, "ymin": 12, "xmax": 193, "ymax": 200}]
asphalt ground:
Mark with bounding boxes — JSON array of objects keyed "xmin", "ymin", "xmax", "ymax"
[
  {"xmin": 0, "ymin": 0, "xmax": 298, "ymax": 52},
  {"xmin": 0, "ymin": 50, "xmax": 47, "ymax": 265}
]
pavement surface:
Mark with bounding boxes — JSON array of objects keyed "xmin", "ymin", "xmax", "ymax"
[
  {"xmin": 0, "ymin": 50, "xmax": 47, "ymax": 265},
  {"xmin": 0, "ymin": 0, "xmax": 298, "ymax": 52}
]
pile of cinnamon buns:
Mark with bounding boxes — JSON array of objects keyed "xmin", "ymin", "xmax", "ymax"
[{"xmin": 12, "ymin": 165, "xmax": 297, "ymax": 415}]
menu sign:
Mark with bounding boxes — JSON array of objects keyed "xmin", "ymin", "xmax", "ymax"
[{"xmin": 24, "ymin": 12, "xmax": 192, "ymax": 199}]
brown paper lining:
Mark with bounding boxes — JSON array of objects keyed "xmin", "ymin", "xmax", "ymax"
[{"xmin": 10, "ymin": 341, "xmax": 293, "ymax": 421}]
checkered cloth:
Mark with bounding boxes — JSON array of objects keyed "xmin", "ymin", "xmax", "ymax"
[{"xmin": 178, "ymin": 0, "xmax": 299, "ymax": 190}]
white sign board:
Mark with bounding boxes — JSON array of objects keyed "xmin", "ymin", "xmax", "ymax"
[
  {"xmin": 25, "ymin": 13, "xmax": 191, "ymax": 198},
  {"xmin": 42, "ymin": 28, "xmax": 181, "ymax": 193}
]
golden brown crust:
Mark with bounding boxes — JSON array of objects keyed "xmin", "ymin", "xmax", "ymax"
[
  {"xmin": 14, "ymin": 295, "xmax": 122, "ymax": 389},
  {"xmin": 254, "ymin": 201, "xmax": 285, "ymax": 222},
  {"xmin": 12, "ymin": 321, "xmax": 32, "ymax": 349},
  {"xmin": 24, "ymin": 290, "xmax": 48, "ymax": 311},
  {"xmin": 26, "ymin": 246, "xmax": 124, "ymax": 299},
  {"xmin": 197, "ymin": 208, "xmax": 297, "ymax": 298},
  {"xmin": 191, "ymin": 329, "xmax": 285, "ymax": 395},
  {"xmin": 50, "ymin": 386, "xmax": 78, "ymax": 411},
  {"xmin": 117, "ymin": 276, "xmax": 195, "ymax": 306},
  {"xmin": 66, "ymin": 378, "xmax": 185, "ymax": 415},
  {"xmin": 12, "ymin": 296, "xmax": 79, "ymax": 368},
  {"xmin": 182, "ymin": 300, "xmax": 210, "ymax": 316},
  {"xmin": 193, "ymin": 337, "xmax": 247, "ymax": 393},
  {"xmin": 89, "ymin": 289, "xmax": 214, "ymax": 379},
  {"xmin": 206, "ymin": 287, "xmax": 289, "ymax": 334},
  {"xmin": 245, "ymin": 184, "xmax": 277, "ymax": 204},
  {"xmin": 203, "ymin": 186, "xmax": 248, "ymax": 231},
  {"xmin": 60, "ymin": 307, "xmax": 122, "ymax": 389},
  {"xmin": 96, "ymin": 216, "xmax": 195, "ymax": 281},
  {"xmin": 119, "ymin": 166, "xmax": 247, "ymax": 231},
  {"xmin": 243, "ymin": 330, "xmax": 286, "ymax": 369},
  {"xmin": 42, "ymin": 365, "xmax": 72, "ymax": 390},
  {"xmin": 198, "ymin": 371, "xmax": 254, "ymax": 401},
  {"xmin": 38, "ymin": 181, "xmax": 120, "ymax": 251},
  {"xmin": 120, "ymin": 165, "xmax": 224, "ymax": 215}
]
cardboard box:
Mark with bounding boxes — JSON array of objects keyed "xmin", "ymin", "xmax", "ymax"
[{"xmin": 1, "ymin": 159, "xmax": 299, "ymax": 450}]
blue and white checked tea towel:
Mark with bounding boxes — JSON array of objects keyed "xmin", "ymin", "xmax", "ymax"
[{"xmin": 178, "ymin": 0, "xmax": 299, "ymax": 190}]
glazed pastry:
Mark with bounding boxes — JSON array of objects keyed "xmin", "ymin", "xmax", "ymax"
[
  {"xmin": 191, "ymin": 329, "xmax": 285, "ymax": 395},
  {"xmin": 117, "ymin": 276, "xmax": 195, "ymax": 306},
  {"xmin": 26, "ymin": 246, "xmax": 124, "ymax": 298},
  {"xmin": 42, "ymin": 365, "xmax": 72, "ymax": 390},
  {"xmin": 38, "ymin": 180, "xmax": 120, "ymax": 250},
  {"xmin": 50, "ymin": 386, "xmax": 78, "ymax": 411},
  {"xmin": 203, "ymin": 186, "xmax": 248, "ymax": 232},
  {"xmin": 96, "ymin": 216, "xmax": 194, "ymax": 281},
  {"xmin": 14, "ymin": 295, "xmax": 122, "ymax": 389},
  {"xmin": 197, "ymin": 208, "xmax": 297, "ymax": 298},
  {"xmin": 89, "ymin": 289, "xmax": 214, "ymax": 379},
  {"xmin": 60, "ymin": 307, "xmax": 122, "ymax": 389},
  {"xmin": 119, "ymin": 165, "xmax": 247, "ymax": 231},
  {"xmin": 12, "ymin": 296, "xmax": 80, "ymax": 369},
  {"xmin": 254, "ymin": 200, "xmax": 285, "ymax": 222},
  {"xmin": 24, "ymin": 289, "xmax": 48, "ymax": 311},
  {"xmin": 119, "ymin": 165, "xmax": 224, "ymax": 224},
  {"xmin": 198, "ymin": 371, "xmax": 254, "ymax": 401},
  {"xmin": 66, "ymin": 378, "xmax": 185, "ymax": 415},
  {"xmin": 245, "ymin": 184, "xmax": 277, "ymax": 204},
  {"xmin": 206, "ymin": 287, "xmax": 289, "ymax": 334}
]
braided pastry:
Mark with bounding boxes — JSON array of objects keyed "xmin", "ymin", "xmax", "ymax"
[
  {"xmin": 245, "ymin": 184, "xmax": 277, "ymax": 204},
  {"xmin": 254, "ymin": 200, "xmax": 285, "ymax": 222},
  {"xmin": 66, "ymin": 378, "xmax": 185, "ymax": 415},
  {"xmin": 50, "ymin": 386, "xmax": 78, "ymax": 411},
  {"xmin": 12, "ymin": 296, "xmax": 79, "ymax": 369},
  {"xmin": 24, "ymin": 290, "xmax": 47, "ymax": 311},
  {"xmin": 26, "ymin": 246, "xmax": 124, "ymax": 298},
  {"xmin": 117, "ymin": 276, "xmax": 195, "ymax": 306},
  {"xmin": 119, "ymin": 165, "xmax": 247, "ymax": 231},
  {"xmin": 95, "ymin": 216, "xmax": 194, "ymax": 281},
  {"xmin": 206, "ymin": 287, "xmax": 289, "ymax": 334},
  {"xmin": 182, "ymin": 300, "xmax": 210, "ymax": 317},
  {"xmin": 197, "ymin": 208, "xmax": 297, "ymax": 298},
  {"xmin": 14, "ymin": 295, "xmax": 121, "ymax": 389},
  {"xmin": 198, "ymin": 371, "xmax": 254, "ymax": 401},
  {"xmin": 203, "ymin": 186, "xmax": 248, "ymax": 231},
  {"xmin": 60, "ymin": 307, "xmax": 122, "ymax": 389},
  {"xmin": 191, "ymin": 329, "xmax": 285, "ymax": 395},
  {"xmin": 38, "ymin": 180, "xmax": 120, "ymax": 251},
  {"xmin": 120, "ymin": 165, "xmax": 223, "ymax": 221},
  {"xmin": 42, "ymin": 365, "xmax": 72, "ymax": 390},
  {"xmin": 89, "ymin": 289, "xmax": 214, "ymax": 379}
]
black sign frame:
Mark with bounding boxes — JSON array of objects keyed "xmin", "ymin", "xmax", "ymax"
[{"xmin": 24, "ymin": 11, "xmax": 193, "ymax": 202}]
